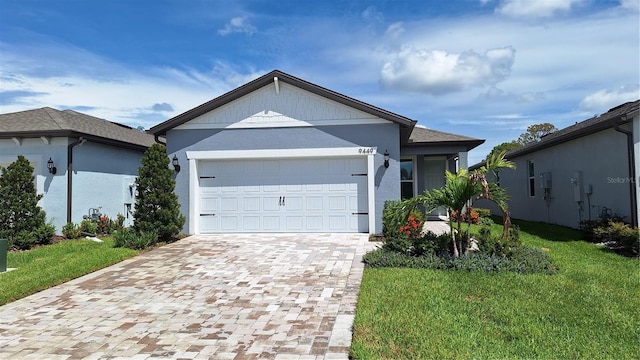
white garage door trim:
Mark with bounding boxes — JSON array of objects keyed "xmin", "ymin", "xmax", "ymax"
[{"xmin": 186, "ymin": 147, "xmax": 376, "ymax": 234}]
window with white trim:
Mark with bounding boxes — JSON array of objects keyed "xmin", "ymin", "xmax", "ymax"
[
  {"xmin": 400, "ymin": 158, "xmax": 414, "ymax": 199},
  {"xmin": 528, "ymin": 160, "xmax": 535, "ymax": 197}
]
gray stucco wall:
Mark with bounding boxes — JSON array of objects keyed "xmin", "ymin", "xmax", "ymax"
[
  {"xmin": 0, "ymin": 137, "xmax": 68, "ymax": 233},
  {"xmin": 492, "ymin": 124, "xmax": 633, "ymax": 228},
  {"xmin": 166, "ymin": 123, "xmax": 401, "ymax": 234},
  {"xmin": 0, "ymin": 138, "xmax": 144, "ymax": 233},
  {"xmin": 72, "ymin": 141, "xmax": 143, "ymax": 228}
]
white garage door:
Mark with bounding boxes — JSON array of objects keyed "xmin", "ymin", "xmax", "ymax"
[{"xmin": 198, "ymin": 157, "xmax": 368, "ymax": 233}]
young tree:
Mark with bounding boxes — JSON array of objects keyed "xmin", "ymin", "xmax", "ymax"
[
  {"xmin": 516, "ymin": 123, "xmax": 558, "ymax": 145},
  {"xmin": 486, "ymin": 141, "xmax": 521, "ymax": 161},
  {"xmin": 0, "ymin": 155, "xmax": 46, "ymax": 238},
  {"xmin": 133, "ymin": 144, "xmax": 185, "ymax": 242},
  {"xmin": 407, "ymin": 152, "xmax": 516, "ymax": 257}
]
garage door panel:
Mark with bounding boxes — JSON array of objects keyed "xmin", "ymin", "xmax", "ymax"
[
  {"xmin": 305, "ymin": 184, "xmax": 323, "ymax": 192},
  {"xmin": 243, "ymin": 197, "xmax": 261, "ymax": 211},
  {"xmin": 286, "ymin": 216, "xmax": 304, "ymax": 230},
  {"xmin": 306, "ymin": 216, "xmax": 323, "ymax": 230},
  {"xmin": 329, "ymin": 216, "xmax": 346, "ymax": 230},
  {"xmin": 306, "ymin": 197, "xmax": 323, "ymax": 211},
  {"xmin": 198, "ymin": 157, "xmax": 368, "ymax": 233},
  {"xmin": 263, "ymin": 216, "xmax": 280, "ymax": 230},
  {"xmin": 199, "ymin": 215, "xmax": 218, "ymax": 232},
  {"xmin": 220, "ymin": 216, "xmax": 239, "ymax": 230},
  {"xmin": 243, "ymin": 216, "xmax": 260, "ymax": 230},
  {"xmin": 221, "ymin": 198, "xmax": 238, "ymax": 211}
]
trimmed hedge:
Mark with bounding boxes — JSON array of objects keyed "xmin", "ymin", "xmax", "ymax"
[{"xmin": 363, "ymin": 246, "xmax": 559, "ymax": 275}]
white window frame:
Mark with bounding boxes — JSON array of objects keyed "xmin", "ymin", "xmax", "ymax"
[
  {"xmin": 527, "ymin": 160, "xmax": 535, "ymax": 197},
  {"xmin": 400, "ymin": 156, "xmax": 417, "ymax": 199}
]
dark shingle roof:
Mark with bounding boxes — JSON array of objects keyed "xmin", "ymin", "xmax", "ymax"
[
  {"xmin": 0, "ymin": 107, "xmax": 156, "ymax": 150},
  {"xmin": 505, "ymin": 99, "xmax": 639, "ymax": 159},
  {"xmin": 407, "ymin": 126, "xmax": 484, "ymax": 150}
]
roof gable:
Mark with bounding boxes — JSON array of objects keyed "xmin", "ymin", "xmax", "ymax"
[
  {"xmin": 173, "ymin": 80, "xmax": 391, "ymax": 130},
  {"xmin": 0, "ymin": 107, "xmax": 155, "ymax": 150},
  {"xmin": 150, "ymin": 70, "xmax": 416, "ymax": 140}
]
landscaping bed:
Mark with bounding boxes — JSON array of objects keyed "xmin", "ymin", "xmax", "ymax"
[{"xmin": 351, "ymin": 220, "xmax": 640, "ymax": 359}]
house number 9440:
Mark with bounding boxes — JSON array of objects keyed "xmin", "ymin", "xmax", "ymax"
[{"xmin": 358, "ymin": 148, "xmax": 375, "ymax": 154}]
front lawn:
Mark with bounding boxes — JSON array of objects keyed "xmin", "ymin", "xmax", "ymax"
[
  {"xmin": 351, "ymin": 220, "xmax": 640, "ymax": 359},
  {"xmin": 0, "ymin": 237, "xmax": 138, "ymax": 305}
]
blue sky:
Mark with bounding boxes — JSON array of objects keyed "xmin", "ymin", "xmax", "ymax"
[{"xmin": 1, "ymin": 0, "xmax": 638, "ymax": 164}]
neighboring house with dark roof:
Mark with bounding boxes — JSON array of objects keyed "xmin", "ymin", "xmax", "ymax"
[
  {"xmin": 150, "ymin": 70, "xmax": 484, "ymax": 234},
  {"xmin": 0, "ymin": 107, "xmax": 156, "ymax": 233},
  {"xmin": 474, "ymin": 100, "xmax": 639, "ymax": 229}
]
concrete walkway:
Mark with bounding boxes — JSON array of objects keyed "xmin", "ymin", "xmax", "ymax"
[{"xmin": 0, "ymin": 233, "xmax": 376, "ymax": 360}]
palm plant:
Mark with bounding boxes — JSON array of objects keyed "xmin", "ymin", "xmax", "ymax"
[{"xmin": 410, "ymin": 151, "xmax": 515, "ymax": 257}]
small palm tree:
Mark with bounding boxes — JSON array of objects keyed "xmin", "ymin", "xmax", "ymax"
[{"xmin": 410, "ymin": 151, "xmax": 515, "ymax": 257}]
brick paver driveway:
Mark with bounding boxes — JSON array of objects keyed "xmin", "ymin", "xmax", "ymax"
[{"xmin": 0, "ymin": 233, "xmax": 375, "ymax": 359}]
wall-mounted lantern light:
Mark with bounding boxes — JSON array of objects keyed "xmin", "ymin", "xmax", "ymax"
[
  {"xmin": 383, "ymin": 150, "xmax": 390, "ymax": 168},
  {"xmin": 172, "ymin": 155, "xmax": 181, "ymax": 173},
  {"xmin": 47, "ymin": 157, "xmax": 57, "ymax": 175}
]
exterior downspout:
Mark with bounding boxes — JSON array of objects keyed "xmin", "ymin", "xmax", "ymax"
[
  {"xmin": 614, "ymin": 116, "xmax": 637, "ymax": 228},
  {"xmin": 67, "ymin": 137, "xmax": 86, "ymax": 223},
  {"xmin": 154, "ymin": 134, "xmax": 166, "ymax": 145}
]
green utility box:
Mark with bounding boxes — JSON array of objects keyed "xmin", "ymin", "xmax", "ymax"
[{"xmin": 0, "ymin": 239, "xmax": 7, "ymax": 272}]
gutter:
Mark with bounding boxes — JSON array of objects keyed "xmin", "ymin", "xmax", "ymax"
[
  {"xmin": 67, "ymin": 137, "xmax": 86, "ymax": 223},
  {"xmin": 154, "ymin": 134, "xmax": 166, "ymax": 145},
  {"xmin": 613, "ymin": 115, "xmax": 637, "ymax": 228}
]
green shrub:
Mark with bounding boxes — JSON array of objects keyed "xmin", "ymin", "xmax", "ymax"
[
  {"xmin": 475, "ymin": 208, "xmax": 492, "ymax": 218},
  {"xmin": 113, "ymin": 229, "xmax": 134, "ymax": 248},
  {"xmin": 593, "ymin": 221, "xmax": 639, "ymax": 255},
  {"xmin": 10, "ymin": 230, "xmax": 36, "ymax": 250},
  {"xmin": 62, "ymin": 222, "xmax": 82, "ymax": 239},
  {"xmin": 363, "ymin": 246, "xmax": 558, "ymax": 274},
  {"xmin": 133, "ymin": 144, "xmax": 185, "ymax": 242},
  {"xmin": 113, "ymin": 213, "xmax": 126, "ymax": 232},
  {"xmin": 411, "ymin": 231, "xmax": 450, "ymax": 256},
  {"xmin": 382, "ymin": 200, "xmax": 405, "ymax": 240},
  {"xmin": 96, "ymin": 215, "xmax": 111, "ymax": 234},
  {"xmin": 32, "ymin": 223, "xmax": 55, "ymax": 245},
  {"xmin": 80, "ymin": 219, "xmax": 98, "ymax": 234},
  {"xmin": 478, "ymin": 217, "xmax": 494, "ymax": 227},
  {"xmin": 113, "ymin": 229, "xmax": 158, "ymax": 250},
  {"xmin": 0, "ymin": 155, "xmax": 47, "ymax": 240}
]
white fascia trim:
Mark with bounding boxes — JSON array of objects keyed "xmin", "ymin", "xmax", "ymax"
[
  {"xmin": 367, "ymin": 153, "xmax": 376, "ymax": 234},
  {"xmin": 189, "ymin": 158, "xmax": 199, "ymax": 235},
  {"xmin": 186, "ymin": 147, "xmax": 377, "ymax": 160},
  {"xmin": 176, "ymin": 117, "xmax": 388, "ymax": 130}
]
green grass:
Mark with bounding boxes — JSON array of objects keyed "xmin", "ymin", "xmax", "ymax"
[
  {"xmin": 351, "ymin": 220, "xmax": 640, "ymax": 359},
  {"xmin": 0, "ymin": 237, "xmax": 138, "ymax": 305}
]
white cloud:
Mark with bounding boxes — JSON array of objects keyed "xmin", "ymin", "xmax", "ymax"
[
  {"xmin": 619, "ymin": 0, "xmax": 640, "ymax": 11},
  {"xmin": 384, "ymin": 22, "xmax": 405, "ymax": 39},
  {"xmin": 496, "ymin": 0, "xmax": 584, "ymax": 18},
  {"xmin": 380, "ymin": 46, "xmax": 516, "ymax": 95},
  {"xmin": 579, "ymin": 86, "xmax": 640, "ymax": 112},
  {"xmin": 217, "ymin": 16, "xmax": 257, "ymax": 36},
  {"xmin": 0, "ymin": 43, "xmax": 258, "ymax": 129},
  {"xmin": 362, "ymin": 6, "xmax": 384, "ymax": 24}
]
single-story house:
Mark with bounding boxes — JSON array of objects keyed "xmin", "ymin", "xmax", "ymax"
[
  {"xmin": 475, "ymin": 100, "xmax": 639, "ymax": 229},
  {"xmin": 150, "ymin": 70, "xmax": 484, "ymax": 234},
  {"xmin": 0, "ymin": 107, "xmax": 156, "ymax": 233}
]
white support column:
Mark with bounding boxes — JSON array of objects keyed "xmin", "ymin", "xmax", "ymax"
[
  {"xmin": 189, "ymin": 158, "xmax": 199, "ymax": 234},
  {"xmin": 367, "ymin": 153, "xmax": 376, "ymax": 234}
]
